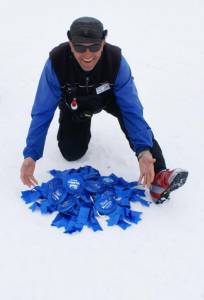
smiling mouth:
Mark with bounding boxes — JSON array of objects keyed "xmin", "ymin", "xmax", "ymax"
[{"xmin": 82, "ymin": 58, "xmax": 94, "ymax": 63}]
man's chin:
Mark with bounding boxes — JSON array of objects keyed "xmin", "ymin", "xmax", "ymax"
[{"xmin": 80, "ymin": 62, "xmax": 96, "ymax": 71}]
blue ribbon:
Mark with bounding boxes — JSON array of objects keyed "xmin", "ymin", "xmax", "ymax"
[{"xmin": 21, "ymin": 166, "xmax": 151, "ymax": 234}]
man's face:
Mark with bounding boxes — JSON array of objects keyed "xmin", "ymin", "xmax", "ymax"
[{"xmin": 69, "ymin": 40, "xmax": 105, "ymax": 71}]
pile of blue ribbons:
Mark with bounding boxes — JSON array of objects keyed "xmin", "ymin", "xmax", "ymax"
[{"xmin": 21, "ymin": 166, "xmax": 151, "ymax": 234}]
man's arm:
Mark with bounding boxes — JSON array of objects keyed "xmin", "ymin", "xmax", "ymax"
[
  {"xmin": 23, "ymin": 58, "xmax": 61, "ymax": 160},
  {"xmin": 114, "ymin": 55, "xmax": 153, "ymax": 155},
  {"xmin": 21, "ymin": 59, "xmax": 61, "ymax": 187},
  {"xmin": 114, "ymin": 56, "xmax": 155, "ymax": 186}
]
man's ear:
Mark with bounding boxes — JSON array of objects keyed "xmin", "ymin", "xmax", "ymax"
[
  {"xmin": 102, "ymin": 40, "xmax": 106, "ymax": 48},
  {"xmin": 103, "ymin": 30, "xmax": 108, "ymax": 39},
  {"xmin": 69, "ymin": 41, "xmax": 74, "ymax": 53},
  {"xmin": 67, "ymin": 30, "xmax": 71, "ymax": 40}
]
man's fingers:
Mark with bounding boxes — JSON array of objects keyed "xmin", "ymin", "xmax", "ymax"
[
  {"xmin": 21, "ymin": 174, "xmax": 37, "ymax": 187},
  {"xmin": 140, "ymin": 174, "xmax": 147, "ymax": 186},
  {"xmin": 139, "ymin": 173, "xmax": 145, "ymax": 184},
  {"xmin": 30, "ymin": 176, "xmax": 38, "ymax": 185},
  {"xmin": 24, "ymin": 178, "xmax": 32, "ymax": 187},
  {"xmin": 139, "ymin": 170, "xmax": 155, "ymax": 187},
  {"xmin": 21, "ymin": 175, "xmax": 29, "ymax": 186},
  {"xmin": 146, "ymin": 173, "xmax": 152, "ymax": 188},
  {"xmin": 28, "ymin": 176, "xmax": 38, "ymax": 187},
  {"xmin": 144, "ymin": 175, "xmax": 148, "ymax": 186},
  {"xmin": 150, "ymin": 171, "xmax": 155, "ymax": 183},
  {"xmin": 23, "ymin": 179, "xmax": 31, "ymax": 187},
  {"xmin": 146, "ymin": 169, "xmax": 155, "ymax": 187}
]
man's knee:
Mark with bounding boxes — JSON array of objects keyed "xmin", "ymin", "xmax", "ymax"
[{"xmin": 58, "ymin": 142, "xmax": 89, "ymax": 161}]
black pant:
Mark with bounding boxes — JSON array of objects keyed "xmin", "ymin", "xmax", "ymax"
[{"xmin": 57, "ymin": 100, "xmax": 166, "ymax": 172}]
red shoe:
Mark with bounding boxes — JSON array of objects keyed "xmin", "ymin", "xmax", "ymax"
[{"xmin": 150, "ymin": 168, "xmax": 188, "ymax": 204}]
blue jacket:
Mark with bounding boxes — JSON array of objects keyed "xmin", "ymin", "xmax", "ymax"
[{"xmin": 23, "ymin": 55, "xmax": 153, "ymax": 161}]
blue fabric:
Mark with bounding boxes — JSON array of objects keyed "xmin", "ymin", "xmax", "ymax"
[
  {"xmin": 94, "ymin": 191, "xmax": 118, "ymax": 215},
  {"xmin": 21, "ymin": 166, "xmax": 151, "ymax": 234},
  {"xmin": 23, "ymin": 54, "xmax": 153, "ymax": 161},
  {"xmin": 23, "ymin": 59, "xmax": 61, "ymax": 161},
  {"xmin": 114, "ymin": 56, "xmax": 153, "ymax": 153}
]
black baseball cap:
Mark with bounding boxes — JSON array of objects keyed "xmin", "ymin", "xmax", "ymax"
[{"xmin": 67, "ymin": 17, "xmax": 107, "ymax": 43}]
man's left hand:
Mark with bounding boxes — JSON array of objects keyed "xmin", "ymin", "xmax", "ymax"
[{"xmin": 138, "ymin": 151, "xmax": 156, "ymax": 188}]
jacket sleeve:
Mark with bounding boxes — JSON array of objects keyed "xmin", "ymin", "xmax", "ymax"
[
  {"xmin": 23, "ymin": 58, "xmax": 61, "ymax": 161},
  {"xmin": 113, "ymin": 55, "xmax": 153, "ymax": 155}
]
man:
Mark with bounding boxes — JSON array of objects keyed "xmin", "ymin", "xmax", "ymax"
[{"xmin": 20, "ymin": 16, "xmax": 188, "ymax": 203}]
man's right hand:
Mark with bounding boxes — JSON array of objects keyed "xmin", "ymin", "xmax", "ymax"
[{"xmin": 20, "ymin": 157, "xmax": 38, "ymax": 187}]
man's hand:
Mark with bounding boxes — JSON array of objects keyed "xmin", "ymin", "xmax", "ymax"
[
  {"xmin": 20, "ymin": 157, "xmax": 38, "ymax": 187},
  {"xmin": 138, "ymin": 151, "xmax": 156, "ymax": 188}
]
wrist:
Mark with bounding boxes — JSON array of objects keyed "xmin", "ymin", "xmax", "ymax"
[
  {"xmin": 137, "ymin": 150, "xmax": 152, "ymax": 161},
  {"xmin": 24, "ymin": 157, "xmax": 36, "ymax": 164},
  {"xmin": 24, "ymin": 156, "xmax": 36, "ymax": 161}
]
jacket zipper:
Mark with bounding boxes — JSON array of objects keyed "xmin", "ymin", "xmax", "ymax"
[{"xmin": 85, "ymin": 76, "xmax": 89, "ymax": 95}]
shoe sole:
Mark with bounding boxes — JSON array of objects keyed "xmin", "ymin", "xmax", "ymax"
[{"xmin": 155, "ymin": 170, "xmax": 189, "ymax": 204}]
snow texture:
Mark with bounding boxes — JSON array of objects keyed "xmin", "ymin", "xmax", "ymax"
[{"xmin": 0, "ymin": 0, "xmax": 203, "ymax": 299}]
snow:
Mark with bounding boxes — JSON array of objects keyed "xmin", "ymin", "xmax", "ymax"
[{"xmin": 0, "ymin": 0, "xmax": 204, "ymax": 299}]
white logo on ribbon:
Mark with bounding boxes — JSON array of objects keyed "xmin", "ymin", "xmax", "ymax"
[{"xmin": 68, "ymin": 179, "xmax": 80, "ymax": 190}]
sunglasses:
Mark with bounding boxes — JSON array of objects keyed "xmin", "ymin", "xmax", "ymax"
[{"xmin": 72, "ymin": 43, "xmax": 102, "ymax": 53}]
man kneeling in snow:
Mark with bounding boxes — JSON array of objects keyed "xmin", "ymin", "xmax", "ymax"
[{"xmin": 20, "ymin": 16, "xmax": 188, "ymax": 203}]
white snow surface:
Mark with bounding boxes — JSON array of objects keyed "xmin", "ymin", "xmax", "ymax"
[{"xmin": 0, "ymin": 0, "xmax": 204, "ymax": 299}]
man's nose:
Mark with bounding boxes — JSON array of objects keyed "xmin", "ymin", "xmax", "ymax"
[
  {"xmin": 82, "ymin": 49, "xmax": 93, "ymax": 58},
  {"xmin": 84, "ymin": 48, "xmax": 92, "ymax": 54}
]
